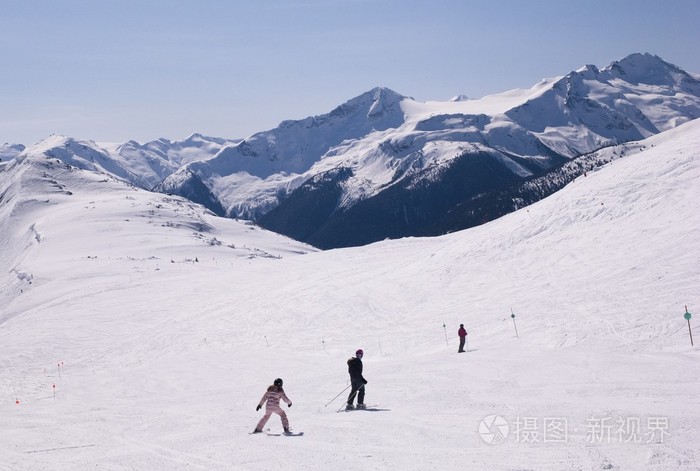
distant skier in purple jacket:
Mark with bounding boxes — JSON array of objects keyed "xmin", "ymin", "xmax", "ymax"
[{"xmin": 458, "ymin": 324, "xmax": 468, "ymax": 353}]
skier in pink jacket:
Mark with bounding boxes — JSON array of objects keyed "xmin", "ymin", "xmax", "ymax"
[{"xmin": 253, "ymin": 378, "xmax": 293, "ymax": 434}]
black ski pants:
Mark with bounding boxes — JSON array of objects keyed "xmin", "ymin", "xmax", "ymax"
[{"xmin": 347, "ymin": 379, "xmax": 365, "ymax": 405}]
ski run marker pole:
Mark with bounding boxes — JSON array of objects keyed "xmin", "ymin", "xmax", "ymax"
[
  {"xmin": 324, "ymin": 384, "xmax": 351, "ymax": 407},
  {"xmin": 511, "ymin": 308, "xmax": 519, "ymax": 338},
  {"xmin": 684, "ymin": 305, "xmax": 693, "ymax": 346}
]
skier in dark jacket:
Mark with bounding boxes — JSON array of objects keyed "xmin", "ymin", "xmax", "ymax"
[
  {"xmin": 346, "ymin": 349, "xmax": 367, "ymax": 410},
  {"xmin": 458, "ymin": 324, "xmax": 468, "ymax": 353}
]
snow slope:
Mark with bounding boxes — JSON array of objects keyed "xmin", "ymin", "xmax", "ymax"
[{"xmin": 0, "ymin": 119, "xmax": 699, "ymax": 470}]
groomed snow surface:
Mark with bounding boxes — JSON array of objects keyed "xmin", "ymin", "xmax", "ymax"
[{"xmin": 1, "ymin": 120, "xmax": 699, "ymax": 470}]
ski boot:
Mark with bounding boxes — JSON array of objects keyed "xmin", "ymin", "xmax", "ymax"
[
  {"xmin": 345, "ymin": 403, "xmax": 355, "ymax": 410},
  {"xmin": 356, "ymin": 403, "xmax": 366, "ymax": 409}
]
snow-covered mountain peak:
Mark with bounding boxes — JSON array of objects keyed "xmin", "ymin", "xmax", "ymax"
[
  {"xmin": 26, "ymin": 133, "xmax": 72, "ymax": 151},
  {"xmin": 181, "ymin": 132, "xmax": 230, "ymax": 147},
  {"xmin": 352, "ymin": 86, "xmax": 405, "ymax": 105},
  {"xmin": 499, "ymin": 53, "xmax": 700, "ymax": 156},
  {"xmin": 317, "ymin": 86, "xmax": 408, "ymax": 124},
  {"xmin": 574, "ymin": 64, "xmax": 600, "ymax": 78},
  {"xmin": 116, "ymin": 139, "xmax": 142, "ymax": 150},
  {"xmin": 366, "ymin": 86, "xmax": 407, "ymax": 118},
  {"xmin": 311, "ymin": 86, "xmax": 403, "ymax": 121},
  {"xmin": 17, "ymin": 133, "xmax": 239, "ymax": 193},
  {"xmin": 449, "ymin": 94, "xmax": 471, "ymax": 102},
  {"xmin": 604, "ymin": 52, "xmax": 696, "ymax": 87},
  {"xmin": 171, "ymin": 88, "xmax": 410, "ymax": 184},
  {"xmin": 23, "ymin": 134, "xmax": 104, "ymax": 162},
  {"xmin": 19, "ymin": 134, "xmax": 152, "ymax": 187},
  {"xmin": 186, "ymin": 132, "xmax": 205, "ymax": 140}
]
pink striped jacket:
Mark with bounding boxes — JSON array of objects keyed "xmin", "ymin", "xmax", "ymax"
[{"xmin": 258, "ymin": 386, "xmax": 292, "ymax": 409}]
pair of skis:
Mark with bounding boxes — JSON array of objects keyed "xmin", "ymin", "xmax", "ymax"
[
  {"xmin": 250, "ymin": 428, "xmax": 303, "ymax": 437},
  {"xmin": 337, "ymin": 403, "xmax": 379, "ymax": 413}
]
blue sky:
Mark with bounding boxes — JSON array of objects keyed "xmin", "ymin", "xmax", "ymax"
[{"xmin": 1, "ymin": 0, "xmax": 698, "ymax": 145}]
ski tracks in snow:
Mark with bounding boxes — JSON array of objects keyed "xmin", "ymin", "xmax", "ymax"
[{"xmin": 116, "ymin": 430, "xmax": 238, "ymax": 471}]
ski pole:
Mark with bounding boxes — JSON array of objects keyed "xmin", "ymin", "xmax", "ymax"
[{"xmin": 324, "ymin": 384, "xmax": 351, "ymax": 407}]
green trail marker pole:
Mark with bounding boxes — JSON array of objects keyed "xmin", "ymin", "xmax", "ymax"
[
  {"xmin": 511, "ymin": 308, "xmax": 519, "ymax": 338},
  {"xmin": 443, "ymin": 323, "xmax": 448, "ymax": 346},
  {"xmin": 684, "ymin": 305, "xmax": 693, "ymax": 346}
]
